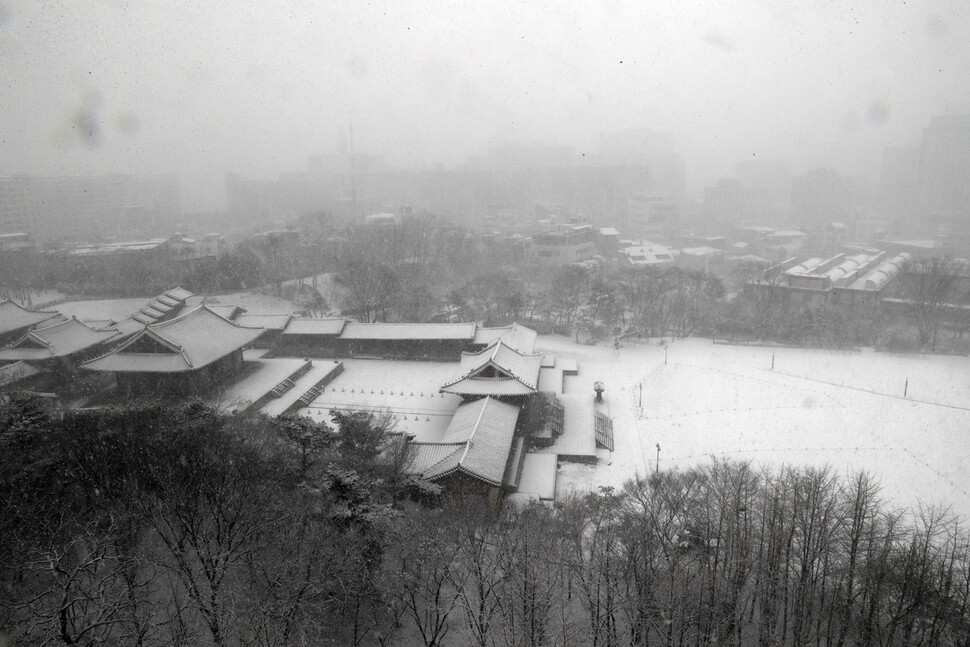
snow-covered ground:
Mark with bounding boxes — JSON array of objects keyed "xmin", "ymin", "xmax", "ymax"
[
  {"xmin": 212, "ymin": 354, "xmax": 309, "ymax": 413},
  {"xmin": 260, "ymin": 360, "xmax": 344, "ymax": 417},
  {"xmin": 539, "ymin": 335, "xmax": 970, "ymax": 521},
  {"xmin": 296, "ymin": 359, "xmax": 464, "ymax": 441},
  {"xmin": 282, "ymin": 273, "xmax": 347, "ymax": 313}
]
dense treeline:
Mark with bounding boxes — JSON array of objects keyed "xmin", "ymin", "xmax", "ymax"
[
  {"xmin": 2, "ymin": 395, "xmax": 967, "ymax": 646},
  {"xmin": 4, "ymin": 211, "xmax": 969, "ymax": 349}
]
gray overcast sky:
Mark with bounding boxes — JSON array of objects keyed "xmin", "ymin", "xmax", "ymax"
[{"xmin": 1, "ymin": 0, "xmax": 968, "ymax": 210}]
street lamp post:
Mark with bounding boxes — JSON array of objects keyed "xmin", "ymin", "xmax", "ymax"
[{"xmin": 655, "ymin": 443, "xmax": 661, "ymax": 474}]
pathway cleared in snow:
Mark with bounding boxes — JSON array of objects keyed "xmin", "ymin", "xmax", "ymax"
[{"xmin": 538, "ymin": 335, "xmax": 970, "ymax": 521}]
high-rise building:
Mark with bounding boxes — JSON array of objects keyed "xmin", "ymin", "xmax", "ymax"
[
  {"xmin": 879, "ymin": 145, "xmax": 921, "ymax": 226},
  {"xmin": 703, "ymin": 179, "xmax": 751, "ymax": 228},
  {"xmin": 918, "ymin": 114, "xmax": 970, "ymax": 227},
  {"xmin": 790, "ymin": 168, "xmax": 865, "ymax": 230},
  {"xmin": 735, "ymin": 160, "xmax": 791, "ymax": 224}
]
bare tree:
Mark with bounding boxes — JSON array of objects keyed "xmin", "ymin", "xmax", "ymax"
[
  {"xmin": 899, "ymin": 256, "xmax": 966, "ymax": 350},
  {"xmin": 340, "ymin": 260, "xmax": 401, "ymax": 322},
  {"xmin": 394, "ymin": 510, "xmax": 464, "ymax": 647},
  {"xmin": 17, "ymin": 522, "xmax": 164, "ymax": 647},
  {"xmin": 448, "ymin": 500, "xmax": 510, "ymax": 647}
]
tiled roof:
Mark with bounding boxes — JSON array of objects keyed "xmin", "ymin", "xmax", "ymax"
[
  {"xmin": 339, "ymin": 322, "xmax": 476, "ymax": 341},
  {"xmin": 80, "ymin": 319, "xmax": 115, "ymax": 330},
  {"xmin": 441, "ymin": 377, "xmax": 535, "ymax": 397},
  {"xmin": 0, "ymin": 300, "xmax": 60, "ymax": 336},
  {"xmin": 441, "ymin": 340, "xmax": 543, "ymax": 395},
  {"xmin": 114, "ymin": 318, "xmax": 148, "ymax": 336},
  {"xmin": 281, "ymin": 317, "xmax": 347, "ymax": 336},
  {"xmin": 235, "ymin": 313, "xmax": 292, "ymax": 330},
  {"xmin": 129, "ymin": 288, "xmax": 195, "ymax": 327},
  {"xmin": 205, "ymin": 304, "xmax": 242, "ymax": 320},
  {"xmin": 418, "ymin": 397, "xmax": 520, "ymax": 486},
  {"xmin": 82, "ymin": 306, "xmax": 264, "ymax": 373},
  {"xmin": 410, "ymin": 442, "xmax": 465, "ymax": 475},
  {"xmin": 473, "ymin": 322, "xmax": 538, "ymax": 353},
  {"xmin": 0, "ymin": 317, "xmax": 120, "ymax": 360},
  {"xmin": 165, "ymin": 287, "xmax": 193, "ymax": 301}
]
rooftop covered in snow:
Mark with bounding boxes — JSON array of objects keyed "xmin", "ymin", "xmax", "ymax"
[
  {"xmin": 0, "ymin": 299, "xmax": 61, "ymax": 338},
  {"xmin": 0, "ymin": 317, "xmax": 120, "ymax": 361},
  {"xmin": 442, "ymin": 340, "xmax": 543, "ymax": 396},
  {"xmin": 410, "ymin": 396, "xmax": 520, "ymax": 486},
  {"xmin": 82, "ymin": 306, "xmax": 264, "ymax": 374},
  {"xmin": 473, "ymin": 322, "xmax": 538, "ymax": 354}
]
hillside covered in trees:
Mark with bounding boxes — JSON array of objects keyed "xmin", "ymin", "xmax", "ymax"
[{"xmin": 1, "ymin": 395, "xmax": 968, "ymax": 646}]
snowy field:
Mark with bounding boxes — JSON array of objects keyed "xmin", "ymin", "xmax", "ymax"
[
  {"xmin": 260, "ymin": 361, "xmax": 344, "ymax": 417},
  {"xmin": 296, "ymin": 359, "xmax": 464, "ymax": 441},
  {"xmin": 539, "ymin": 336, "xmax": 970, "ymax": 521}
]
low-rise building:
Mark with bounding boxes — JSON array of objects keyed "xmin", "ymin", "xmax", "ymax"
[
  {"xmin": 748, "ymin": 252, "xmax": 912, "ymax": 308},
  {"xmin": 619, "ymin": 241, "xmax": 678, "ymax": 266},
  {"xmin": 531, "ymin": 225, "xmax": 597, "ymax": 265}
]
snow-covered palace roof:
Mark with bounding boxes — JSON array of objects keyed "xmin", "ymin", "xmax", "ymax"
[
  {"xmin": 441, "ymin": 340, "xmax": 543, "ymax": 397},
  {"xmin": 409, "ymin": 397, "xmax": 520, "ymax": 486},
  {"xmin": 473, "ymin": 322, "xmax": 538, "ymax": 354},
  {"xmin": 0, "ymin": 299, "xmax": 61, "ymax": 337},
  {"xmin": 339, "ymin": 321, "xmax": 477, "ymax": 341},
  {"xmin": 83, "ymin": 306, "xmax": 264, "ymax": 373},
  {"xmin": 0, "ymin": 317, "xmax": 120, "ymax": 360}
]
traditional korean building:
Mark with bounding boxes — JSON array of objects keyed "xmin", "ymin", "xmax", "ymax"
[
  {"xmin": 275, "ymin": 317, "xmax": 347, "ymax": 356},
  {"xmin": 234, "ymin": 313, "xmax": 293, "ymax": 347},
  {"xmin": 408, "ymin": 396, "xmax": 523, "ymax": 506},
  {"xmin": 82, "ymin": 305, "xmax": 265, "ymax": 397},
  {"xmin": 336, "ymin": 322, "xmax": 477, "ymax": 359},
  {"xmin": 0, "ymin": 317, "xmax": 121, "ymax": 374},
  {"xmin": 112, "ymin": 287, "xmax": 196, "ymax": 337},
  {"xmin": 471, "ymin": 322, "xmax": 538, "ymax": 354},
  {"xmin": 440, "ymin": 340, "xmax": 543, "ymax": 400},
  {"xmin": 0, "ymin": 299, "xmax": 61, "ymax": 346}
]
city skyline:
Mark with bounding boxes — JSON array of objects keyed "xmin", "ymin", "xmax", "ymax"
[{"xmin": 1, "ymin": 1, "xmax": 968, "ymax": 210}]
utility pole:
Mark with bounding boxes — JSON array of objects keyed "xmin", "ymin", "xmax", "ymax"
[
  {"xmin": 655, "ymin": 443, "xmax": 660, "ymax": 474},
  {"xmin": 639, "ymin": 382, "xmax": 642, "ymax": 408}
]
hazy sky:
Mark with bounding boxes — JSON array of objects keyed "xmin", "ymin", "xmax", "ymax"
[{"xmin": 1, "ymin": 0, "xmax": 968, "ymax": 210}]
